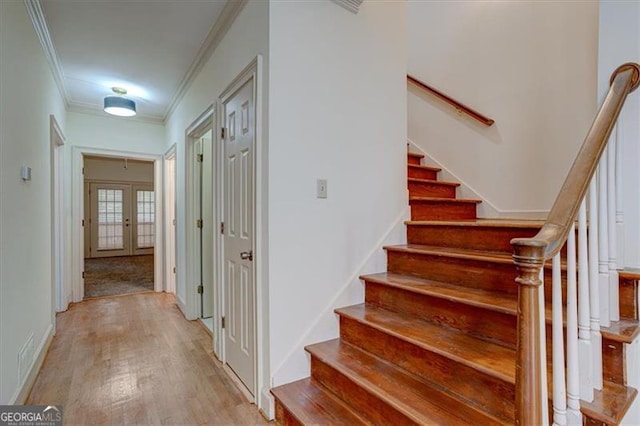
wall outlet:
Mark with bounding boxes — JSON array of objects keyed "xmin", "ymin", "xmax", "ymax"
[{"xmin": 317, "ymin": 179, "xmax": 327, "ymax": 199}]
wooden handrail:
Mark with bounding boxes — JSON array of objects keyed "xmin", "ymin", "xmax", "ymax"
[
  {"xmin": 407, "ymin": 74, "xmax": 495, "ymax": 126},
  {"xmin": 510, "ymin": 62, "xmax": 640, "ymax": 425}
]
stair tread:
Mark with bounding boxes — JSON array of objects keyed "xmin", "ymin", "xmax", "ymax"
[
  {"xmin": 307, "ymin": 338, "xmax": 508, "ymax": 425},
  {"xmin": 361, "ymin": 271, "xmax": 527, "ymax": 317},
  {"xmin": 407, "ymin": 164, "xmax": 441, "ymax": 172},
  {"xmin": 271, "ymin": 377, "xmax": 368, "ymax": 426},
  {"xmin": 405, "ymin": 218, "xmax": 544, "ymax": 228},
  {"xmin": 581, "ymin": 380, "xmax": 638, "ymax": 425},
  {"xmin": 335, "ymin": 303, "xmax": 516, "ymax": 384},
  {"xmin": 384, "ymin": 244, "xmax": 514, "ymax": 264},
  {"xmin": 410, "ymin": 196, "xmax": 482, "ymax": 204},
  {"xmin": 407, "ymin": 152, "xmax": 425, "ymax": 159},
  {"xmin": 601, "ymin": 318, "xmax": 640, "ymax": 343},
  {"xmin": 408, "ymin": 178, "xmax": 460, "ymax": 187}
]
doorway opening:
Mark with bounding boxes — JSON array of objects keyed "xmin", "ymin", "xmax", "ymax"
[
  {"xmin": 164, "ymin": 145, "xmax": 177, "ymax": 295},
  {"xmin": 82, "ymin": 155, "xmax": 156, "ymax": 299},
  {"xmin": 186, "ymin": 106, "xmax": 215, "ymax": 331}
]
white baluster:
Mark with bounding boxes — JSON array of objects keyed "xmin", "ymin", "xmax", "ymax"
[
  {"xmin": 578, "ymin": 201, "xmax": 593, "ymax": 401},
  {"xmin": 588, "ymin": 179, "xmax": 603, "ymax": 390},
  {"xmin": 615, "ymin": 122, "xmax": 625, "ymax": 267},
  {"xmin": 540, "ymin": 266, "xmax": 549, "ymax": 426},
  {"xmin": 598, "ymin": 152, "xmax": 611, "ymax": 328},
  {"xmin": 552, "ymin": 253, "xmax": 567, "ymax": 426},
  {"xmin": 566, "ymin": 224, "xmax": 582, "ymax": 425},
  {"xmin": 607, "ymin": 130, "xmax": 619, "ymax": 321}
]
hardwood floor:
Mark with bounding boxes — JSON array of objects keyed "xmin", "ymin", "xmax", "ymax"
[{"xmin": 27, "ymin": 292, "xmax": 267, "ymax": 425}]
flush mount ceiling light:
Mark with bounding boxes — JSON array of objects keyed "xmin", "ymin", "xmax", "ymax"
[{"xmin": 104, "ymin": 87, "xmax": 136, "ymax": 117}]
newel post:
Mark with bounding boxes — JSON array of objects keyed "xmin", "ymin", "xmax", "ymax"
[{"xmin": 512, "ymin": 241, "xmax": 547, "ymax": 425}]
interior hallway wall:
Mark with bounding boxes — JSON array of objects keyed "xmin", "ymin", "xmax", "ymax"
[{"xmin": 0, "ymin": 1, "xmax": 67, "ymax": 404}]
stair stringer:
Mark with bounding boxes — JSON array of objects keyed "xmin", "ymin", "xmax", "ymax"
[
  {"xmin": 268, "ymin": 207, "xmax": 409, "ymax": 415},
  {"xmin": 408, "ymin": 139, "xmax": 549, "ymax": 219}
]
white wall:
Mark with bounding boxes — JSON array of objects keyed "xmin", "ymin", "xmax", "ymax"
[
  {"xmin": 598, "ymin": 1, "xmax": 640, "ymax": 269},
  {"xmin": 66, "ymin": 112, "xmax": 165, "ymax": 155},
  {"xmin": 0, "ymin": 1, "xmax": 67, "ymax": 403},
  {"xmin": 268, "ymin": 0, "xmax": 406, "ymax": 391},
  {"xmin": 408, "ymin": 1, "xmax": 598, "ymax": 216}
]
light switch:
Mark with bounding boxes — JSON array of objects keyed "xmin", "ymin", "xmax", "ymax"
[
  {"xmin": 21, "ymin": 166, "xmax": 31, "ymax": 181},
  {"xmin": 317, "ymin": 179, "xmax": 327, "ymax": 199}
]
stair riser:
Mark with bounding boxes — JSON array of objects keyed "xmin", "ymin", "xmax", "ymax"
[
  {"xmin": 310, "ymin": 356, "xmax": 419, "ymax": 425},
  {"xmin": 410, "ymin": 202, "xmax": 477, "ymax": 220},
  {"xmin": 407, "ymin": 156, "xmax": 422, "ymax": 166},
  {"xmin": 339, "ymin": 316, "xmax": 515, "ymax": 422},
  {"xmin": 365, "ymin": 281, "xmax": 517, "ymax": 348},
  {"xmin": 275, "ymin": 401, "xmax": 301, "ymax": 426},
  {"xmin": 408, "ymin": 181, "xmax": 456, "ymax": 198},
  {"xmin": 603, "ymin": 339, "xmax": 625, "ymax": 385},
  {"xmin": 408, "ymin": 168, "xmax": 438, "ymax": 180},
  {"xmin": 386, "ymin": 250, "xmax": 564, "ymax": 302},
  {"xmin": 407, "ymin": 224, "xmax": 539, "ymax": 253},
  {"xmin": 619, "ymin": 277, "xmax": 639, "ymax": 320}
]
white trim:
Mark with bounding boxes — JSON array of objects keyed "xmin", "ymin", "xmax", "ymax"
[
  {"xmin": 71, "ymin": 146, "xmax": 164, "ymax": 302},
  {"xmin": 330, "ymin": 0, "xmax": 364, "ymax": 14},
  {"xmin": 407, "ymin": 139, "xmax": 549, "ymax": 220},
  {"xmin": 164, "ymin": 144, "xmax": 177, "ymax": 294},
  {"xmin": 68, "ymin": 103, "xmax": 164, "ymax": 126},
  {"xmin": 185, "ymin": 105, "xmax": 214, "ymax": 321},
  {"xmin": 216, "ymin": 55, "xmax": 264, "ymax": 407},
  {"xmin": 23, "ymin": 0, "xmax": 69, "ymax": 106},
  {"xmin": 50, "ymin": 115, "xmax": 68, "ymax": 316},
  {"xmin": 163, "ymin": 0, "xmax": 249, "ymax": 121},
  {"xmin": 9, "ymin": 324, "xmax": 54, "ymax": 404}
]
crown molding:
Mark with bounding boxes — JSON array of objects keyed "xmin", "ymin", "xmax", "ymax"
[
  {"xmin": 68, "ymin": 102, "xmax": 165, "ymax": 126},
  {"xmin": 163, "ymin": 0, "xmax": 249, "ymax": 122},
  {"xmin": 330, "ymin": 0, "xmax": 364, "ymax": 14},
  {"xmin": 23, "ymin": 0, "xmax": 70, "ymax": 106}
]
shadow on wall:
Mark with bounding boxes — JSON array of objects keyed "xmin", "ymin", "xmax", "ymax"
[{"xmin": 408, "ymin": 83, "xmax": 503, "ymax": 146}]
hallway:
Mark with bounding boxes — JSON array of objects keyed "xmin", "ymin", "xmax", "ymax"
[{"xmin": 27, "ymin": 293, "xmax": 267, "ymax": 425}]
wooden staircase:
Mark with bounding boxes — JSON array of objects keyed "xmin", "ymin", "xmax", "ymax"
[{"xmin": 271, "ymin": 150, "xmax": 639, "ymax": 425}]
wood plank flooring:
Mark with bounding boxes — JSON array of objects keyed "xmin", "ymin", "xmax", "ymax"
[{"xmin": 27, "ymin": 292, "xmax": 267, "ymax": 425}]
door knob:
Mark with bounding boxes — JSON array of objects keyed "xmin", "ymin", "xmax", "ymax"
[{"xmin": 240, "ymin": 251, "xmax": 253, "ymax": 261}]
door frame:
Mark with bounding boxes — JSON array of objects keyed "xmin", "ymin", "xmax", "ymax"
[
  {"xmin": 50, "ymin": 115, "xmax": 68, "ymax": 316},
  {"xmin": 216, "ymin": 55, "xmax": 265, "ymax": 402},
  {"xmin": 71, "ymin": 146, "xmax": 163, "ymax": 302},
  {"xmin": 164, "ymin": 144, "xmax": 177, "ymax": 294},
  {"xmin": 185, "ymin": 105, "xmax": 214, "ymax": 321}
]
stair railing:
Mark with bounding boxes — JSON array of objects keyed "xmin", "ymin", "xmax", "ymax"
[
  {"xmin": 407, "ymin": 75, "xmax": 495, "ymax": 126},
  {"xmin": 510, "ymin": 62, "xmax": 640, "ymax": 426}
]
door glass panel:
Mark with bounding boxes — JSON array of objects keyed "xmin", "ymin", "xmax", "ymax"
[
  {"xmin": 97, "ymin": 189, "xmax": 124, "ymax": 250},
  {"xmin": 136, "ymin": 190, "xmax": 155, "ymax": 248}
]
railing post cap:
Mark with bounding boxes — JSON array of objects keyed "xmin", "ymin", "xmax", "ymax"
[{"xmin": 610, "ymin": 62, "xmax": 640, "ymax": 92}]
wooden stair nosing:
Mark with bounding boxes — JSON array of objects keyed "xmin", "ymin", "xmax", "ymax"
[
  {"xmin": 409, "ymin": 196, "xmax": 482, "ymax": 205},
  {"xmin": 580, "ymin": 380, "xmax": 638, "ymax": 425},
  {"xmin": 619, "ymin": 268, "xmax": 640, "ymax": 281},
  {"xmin": 306, "ymin": 339, "xmax": 507, "ymax": 426},
  {"xmin": 407, "ymin": 164, "xmax": 440, "ymax": 173},
  {"xmin": 407, "ymin": 152, "xmax": 425, "ymax": 159},
  {"xmin": 407, "ymin": 178, "xmax": 460, "ymax": 187},
  {"xmin": 270, "ymin": 377, "xmax": 368, "ymax": 426},
  {"xmin": 405, "ymin": 219, "xmax": 544, "ymax": 228}
]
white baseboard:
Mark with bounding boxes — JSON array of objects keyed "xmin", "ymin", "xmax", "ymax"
[
  {"xmin": 260, "ymin": 387, "xmax": 275, "ymax": 420},
  {"xmin": 10, "ymin": 324, "xmax": 54, "ymax": 404},
  {"xmin": 175, "ymin": 295, "xmax": 189, "ymax": 319},
  {"xmin": 407, "ymin": 139, "xmax": 549, "ymax": 220}
]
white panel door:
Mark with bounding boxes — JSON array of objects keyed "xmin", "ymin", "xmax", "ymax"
[
  {"xmin": 89, "ymin": 183, "xmax": 131, "ymax": 257},
  {"xmin": 194, "ymin": 139, "xmax": 204, "ymax": 316},
  {"xmin": 223, "ymin": 76, "xmax": 255, "ymax": 395}
]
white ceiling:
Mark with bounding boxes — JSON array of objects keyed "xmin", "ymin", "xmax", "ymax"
[{"xmin": 40, "ymin": 0, "xmax": 228, "ymax": 121}]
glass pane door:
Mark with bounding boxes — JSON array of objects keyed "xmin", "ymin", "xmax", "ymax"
[
  {"xmin": 89, "ymin": 183, "xmax": 131, "ymax": 257},
  {"xmin": 133, "ymin": 186, "xmax": 155, "ymax": 254}
]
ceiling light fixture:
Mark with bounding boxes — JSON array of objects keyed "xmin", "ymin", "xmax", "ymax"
[{"xmin": 104, "ymin": 87, "xmax": 136, "ymax": 117}]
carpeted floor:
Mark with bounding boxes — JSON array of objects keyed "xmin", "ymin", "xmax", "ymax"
[{"xmin": 84, "ymin": 255, "xmax": 154, "ymax": 299}]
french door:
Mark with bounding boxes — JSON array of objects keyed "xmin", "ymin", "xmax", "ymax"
[{"xmin": 88, "ymin": 183, "xmax": 154, "ymax": 258}]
